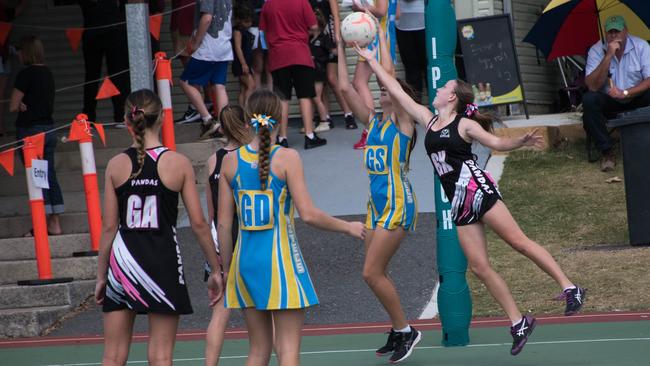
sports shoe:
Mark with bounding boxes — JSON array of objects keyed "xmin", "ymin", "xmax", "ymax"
[
  {"xmin": 353, "ymin": 129, "xmax": 368, "ymax": 150},
  {"xmin": 304, "ymin": 134, "xmax": 327, "ymax": 149},
  {"xmin": 326, "ymin": 116, "xmax": 335, "ymax": 128},
  {"xmin": 389, "ymin": 327, "xmax": 422, "ymax": 363},
  {"xmin": 276, "ymin": 137, "xmax": 289, "ymax": 148},
  {"xmin": 510, "ymin": 315, "xmax": 536, "ymax": 356},
  {"xmin": 199, "ymin": 118, "xmax": 220, "ymax": 140},
  {"xmin": 375, "ymin": 329, "xmax": 398, "ymax": 356},
  {"xmin": 345, "ymin": 114, "xmax": 358, "ymax": 129},
  {"xmin": 175, "ymin": 105, "xmax": 201, "ymax": 124},
  {"xmin": 564, "ymin": 287, "xmax": 586, "ymax": 316},
  {"xmin": 314, "ymin": 121, "xmax": 331, "ymax": 133}
]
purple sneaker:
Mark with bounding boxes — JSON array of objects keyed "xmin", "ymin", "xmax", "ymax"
[
  {"xmin": 510, "ymin": 315, "xmax": 536, "ymax": 356},
  {"xmin": 564, "ymin": 287, "xmax": 586, "ymax": 316}
]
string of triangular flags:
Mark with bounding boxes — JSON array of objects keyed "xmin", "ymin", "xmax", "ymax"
[
  {"xmin": 0, "ymin": 119, "xmax": 106, "ymax": 177},
  {"xmin": 1, "ymin": 13, "xmax": 163, "ymax": 54}
]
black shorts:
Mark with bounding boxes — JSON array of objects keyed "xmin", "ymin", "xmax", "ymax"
[{"xmin": 271, "ymin": 65, "xmax": 316, "ymax": 100}]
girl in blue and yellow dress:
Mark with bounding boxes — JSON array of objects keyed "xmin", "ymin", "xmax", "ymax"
[
  {"xmin": 216, "ymin": 89, "xmax": 365, "ymax": 366},
  {"xmin": 338, "ymin": 23, "xmax": 422, "ymax": 363}
]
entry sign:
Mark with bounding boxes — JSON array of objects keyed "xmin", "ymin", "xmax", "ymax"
[{"xmin": 31, "ymin": 159, "xmax": 49, "ymax": 189}]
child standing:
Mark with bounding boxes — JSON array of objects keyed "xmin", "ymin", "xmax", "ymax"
[
  {"xmin": 232, "ymin": 2, "xmax": 256, "ymax": 107},
  {"xmin": 310, "ymin": 10, "xmax": 336, "ymax": 132}
]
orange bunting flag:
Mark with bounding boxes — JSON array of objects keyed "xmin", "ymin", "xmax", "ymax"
[
  {"xmin": 67, "ymin": 120, "xmax": 91, "ymax": 142},
  {"xmin": 24, "ymin": 133, "xmax": 45, "ymax": 160},
  {"xmin": 65, "ymin": 28, "xmax": 84, "ymax": 53},
  {"xmin": 149, "ymin": 14, "xmax": 163, "ymax": 41},
  {"xmin": 93, "ymin": 123, "xmax": 106, "ymax": 146},
  {"xmin": 0, "ymin": 148, "xmax": 15, "ymax": 176},
  {"xmin": 0, "ymin": 22, "xmax": 12, "ymax": 47},
  {"xmin": 96, "ymin": 77, "xmax": 120, "ymax": 100}
]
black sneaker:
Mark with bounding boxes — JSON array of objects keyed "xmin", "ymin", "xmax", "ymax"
[
  {"xmin": 175, "ymin": 105, "xmax": 201, "ymax": 124},
  {"xmin": 375, "ymin": 329, "xmax": 398, "ymax": 356},
  {"xmin": 564, "ymin": 287, "xmax": 586, "ymax": 316},
  {"xmin": 510, "ymin": 315, "xmax": 536, "ymax": 356},
  {"xmin": 304, "ymin": 134, "xmax": 327, "ymax": 149},
  {"xmin": 345, "ymin": 114, "xmax": 358, "ymax": 129},
  {"xmin": 327, "ymin": 116, "xmax": 335, "ymax": 128},
  {"xmin": 199, "ymin": 119, "xmax": 220, "ymax": 140},
  {"xmin": 389, "ymin": 327, "xmax": 422, "ymax": 363},
  {"xmin": 276, "ymin": 137, "xmax": 289, "ymax": 148}
]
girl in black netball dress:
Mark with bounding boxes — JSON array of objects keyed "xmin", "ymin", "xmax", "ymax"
[
  {"xmin": 204, "ymin": 105, "xmax": 251, "ymax": 366},
  {"xmin": 357, "ymin": 48, "xmax": 587, "ymax": 356},
  {"xmin": 95, "ymin": 89, "xmax": 223, "ymax": 365}
]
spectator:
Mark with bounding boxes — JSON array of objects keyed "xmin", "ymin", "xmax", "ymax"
[
  {"xmin": 310, "ymin": 0, "xmax": 357, "ymax": 130},
  {"xmin": 249, "ymin": 0, "xmax": 272, "ymax": 89},
  {"xmin": 584, "ymin": 15, "xmax": 650, "ymax": 172},
  {"xmin": 395, "ymin": 0, "xmax": 425, "ymax": 99},
  {"xmin": 78, "ymin": 0, "xmax": 131, "ymax": 125},
  {"xmin": 260, "ymin": 0, "xmax": 327, "ymax": 149},
  {"xmin": 0, "ymin": 0, "xmax": 27, "ymax": 137},
  {"xmin": 232, "ymin": 2, "xmax": 255, "ymax": 106},
  {"xmin": 179, "ymin": 0, "xmax": 233, "ymax": 140},
  {"xmin": 10, "ymin": 36, "xmax": 63, "ymax": 236},
  {"xmin": 310, "ymin": 9, "xmax": 335, "ymax": 131}
]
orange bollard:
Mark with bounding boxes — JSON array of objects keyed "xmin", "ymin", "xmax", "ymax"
[
  {"xmin": 154, "ymin": 51, "xmax": 176, "ymax": 151},
  {"xmin": 71, "ymin": 114, "xmax": 101, "ymax": 256},
  {"xmin": 18, "ymin": 137, "xmax": 73, "ymax": 285}
]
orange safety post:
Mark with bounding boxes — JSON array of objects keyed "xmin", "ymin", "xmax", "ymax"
[
  {"xmin": 70, "ymin": 114, "xmax": 102, "ymax": 256},
  {"xmin": 18, "ymin": 136, "xmax": 73, "ymax": 285},
  {"xmin": 154, "ymin": 51, "xmax": 176, "ymax": 151}
]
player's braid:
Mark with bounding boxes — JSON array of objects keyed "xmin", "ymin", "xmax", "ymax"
[
  {"xmin": 258, "ymin": 126, "xmax": 271, "ymax": 190},
  {"xmin": 130, "ymin": 115, "xmax": 147, "ymax": 179}
]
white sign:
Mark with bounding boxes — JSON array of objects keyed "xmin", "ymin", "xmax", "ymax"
[{"xmin": 31, "ymin": 159, "xmax": 49, "ymax": 189}]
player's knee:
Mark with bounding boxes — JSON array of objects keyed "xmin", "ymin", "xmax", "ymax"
[
  {"xmin": 362, "ymin": 267, "xmax": 382, "ymax": 286},
  {"xmin": 469, "ymin": 260, "xmax": 492, "ymax": 280}
]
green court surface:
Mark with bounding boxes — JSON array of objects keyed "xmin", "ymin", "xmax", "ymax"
[{"xmin": 2, "ymin": 319, "xmax": 649, "ymax": 366}]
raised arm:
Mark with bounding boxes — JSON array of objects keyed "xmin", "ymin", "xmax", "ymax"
[
  {"xmin": 337, "ymin": 41, "xmax": 374, "ymax": 125},
  {"xmin": 461, "ymin": 118, "xmax": 543, "ymax": 152},
  {"xmin": 283, "ymin": 149, "xmax": 365, "ymax": 239},
  {"xmin": 354, "ymin": 45, "xmax": 434, "ymax": 127}
]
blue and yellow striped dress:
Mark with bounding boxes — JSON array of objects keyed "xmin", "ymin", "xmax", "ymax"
[
  {"xmin": 366, "ymin": 0, "xmax": 397, "ymax": 63},
  {"xmin": 364, "ymin": 115, "xmax": 418, "ymax": 231},
  {"xmin": 225, "ymin": 145, "xmax": 318, "ymax": 310}
]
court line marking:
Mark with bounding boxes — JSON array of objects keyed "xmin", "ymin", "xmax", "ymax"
[
  {"xmin": 42, "ymin": 337, "xmax": 650, "ymax": 366},
  {"xmin": 5, "ymin": 312, "xmax": 649, "ymax": 347}
]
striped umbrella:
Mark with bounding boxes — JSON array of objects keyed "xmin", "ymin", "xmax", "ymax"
[{"xmin": 523, "ymin": 0, "xmax": 650, "ymax": 60}]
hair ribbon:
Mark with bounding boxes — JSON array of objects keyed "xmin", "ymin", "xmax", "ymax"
[
  {"xmin": 465, "ymin": 103, "xmax": 479, "ymax": 117},
  {"xmin": 250, "ymin": 113, "xmax": 277, "ymax": 132},
  {"xmin": 130, "ymin": 105, "xmax": 145, "ymax": 121}
]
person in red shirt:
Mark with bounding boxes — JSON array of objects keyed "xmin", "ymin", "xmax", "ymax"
[{"xmin": 259, "ymin": 0, "xmax": 327, "ymax": 149}]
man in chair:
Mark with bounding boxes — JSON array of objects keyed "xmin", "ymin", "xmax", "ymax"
[{"xmin": 584, "ymin": 15, "xmax": 650, "ymax": 172}]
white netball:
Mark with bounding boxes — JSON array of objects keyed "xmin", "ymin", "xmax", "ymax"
[{"xmin": 341, "ymin": 12, "xmax": 377, "ymax": 47}]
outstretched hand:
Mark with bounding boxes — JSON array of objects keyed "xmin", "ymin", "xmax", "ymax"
[
  {"xmin": 520, "ymin": 129, "xmax": 544, "ymax": 148},
  {"xmin": 353, "ymin": 42, "xmax": 376, "ymax": 61}
]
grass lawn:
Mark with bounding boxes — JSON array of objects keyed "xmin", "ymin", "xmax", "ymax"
[{"xmin": 468, "ymin": 140, "xmax": 650, "ymax": 317}]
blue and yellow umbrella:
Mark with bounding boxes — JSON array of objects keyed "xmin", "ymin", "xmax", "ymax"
[{"xmin": 523, "ymin": 0, "xmax": 650, "ymax": 60}]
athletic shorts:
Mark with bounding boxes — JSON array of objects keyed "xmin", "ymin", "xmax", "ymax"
[
  {"xmin": 180, "ymin": 58, "xmax": 229, "ymax": 86},
  {"xmin": 271, "ymin": 65, "xmax": 316, "ymax": 100}
]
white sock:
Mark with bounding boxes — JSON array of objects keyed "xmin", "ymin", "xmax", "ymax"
[
  {"xmin": 563, "ymin": 285, "xmax": 577, "ymax": 292},
  {"xmin": 395, "ymin": 325, "xmax": 411, "ymax": 333},
  {"xmin": 278, "ymin": 136, "xmax": 287, "ymax": 142},
  {"xmin": 306, "ymin": 133, "xmax": 315, "ymax": 139},
  {"xmin": 202, "ymin": 115, "xmax": 212, "ymax": 123},
  {"xmin": 345, "ymin": 112, "xmax": 353, "ymax": 117},
  {"xmin": 512, "ymin": 318, "xmax": 523, "ymax": 326}
]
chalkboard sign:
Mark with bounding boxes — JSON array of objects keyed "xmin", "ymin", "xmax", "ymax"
[{"xmin": 457, "ymin": 14, "xmax": 527, "ymax": 114}]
